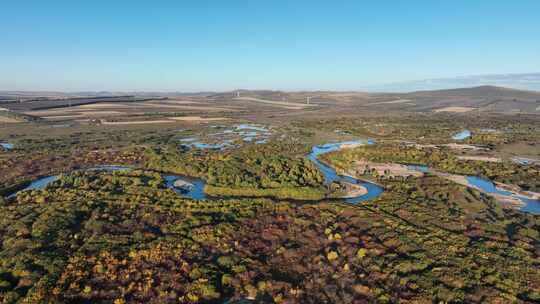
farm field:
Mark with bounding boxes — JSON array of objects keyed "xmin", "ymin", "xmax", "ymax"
[{"xmin": 3, "ymin": 86, "xmax": 540, "ymax": 128}]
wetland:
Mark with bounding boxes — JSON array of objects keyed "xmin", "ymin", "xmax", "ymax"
[{"xmin": 0, "ymin": 112, "xmax": 539, "ymax": 303}]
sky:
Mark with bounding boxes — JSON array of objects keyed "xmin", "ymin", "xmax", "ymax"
[{"xmin": 1, "ymin": 0, "xmax": 540, "ymax": 92}]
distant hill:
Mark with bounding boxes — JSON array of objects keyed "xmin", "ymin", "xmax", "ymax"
[
  {"xmin": 406, "ymin": 85, "xmax": 540, "ymax": 99},
  {"xmin": 2, "ymin": 85, "xmax": 540, "ymax": 115},
  {"xmin": 0, "ymin": 91, "xmax": 217, "ymax": 99},
  {"xmin": 364, "ymin": 85, "xmax": 540, "ymax": 113},
  {"xmin": 365, "ymin": 73, "xmax": 540, "ymax": 92}
]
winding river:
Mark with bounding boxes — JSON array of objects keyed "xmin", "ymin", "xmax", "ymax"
[
  {"xmin": 4, "ymin": 141, "xmax": 539, "ymax": 214},
  {"xmin": 307, "ymin": 140, "xmax": 384, "ymax": 204},
  {"xmin": 5, "ymin": 140, "xmax": 384, "ymax": 204},
  {"xmin": 164, "ymin": 139, "xmax": 384, "ymax": 203},
  {"xmin": 6, "ymin": 165, "xmax": 131, "ymax": 198}
]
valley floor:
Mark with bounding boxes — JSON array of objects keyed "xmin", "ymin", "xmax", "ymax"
[{"xmin": 0, "ymin": 112, "xmax": 539, "ymax": 303}]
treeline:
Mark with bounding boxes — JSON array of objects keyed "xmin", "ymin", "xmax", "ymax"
[
  {"xmin": 205, "ymin": 185, "xmax": 325, "ymax": 200},
  {"xmin": 293, "ymin": 115, "xmax": 540, "ymax": 146}
]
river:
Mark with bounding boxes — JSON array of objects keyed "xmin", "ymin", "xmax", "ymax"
[
  {"xmin": 6, "ymin": 141, "xmax": 537, "ymax": 214},
  {"xmin": 406, "ymin": 165, "xmax": 540, "ymax": 214},
  {"xmin": 307, "ymin": 140, "xmax": 384, "ymax": 203},
  {"xmin": 5, "ymin": 141, "xmax": 385, "ymax": 204},
  {"xmin": 165, "ymin": 139, "xmax": 384, "ymax": 203}
]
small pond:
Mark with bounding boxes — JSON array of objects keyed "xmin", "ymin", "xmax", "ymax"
[
  {"xmin": 235, "ymin": 124, "xmax": 269, "ymax": 132},
  {"xmin": 406, "ymin": 164, "xmax": 429, "ymax": 173},
  {"xmin": 512, "ymin": 157, "xmax": 540, "ymax": 166},
  {"xmin": 179, "ymin": 124, "xmax": 272, "ymax": 150},
  {"xmin": 182, "ymin": 140, "xmax": 234, "ymax": 150},
  {"xmin": 0, "ymin": 143, "xmax": 13, "ymax": 150},
  {"xmin": 452, "ymin": 130, "xmax": 471, "ymax": 140}
]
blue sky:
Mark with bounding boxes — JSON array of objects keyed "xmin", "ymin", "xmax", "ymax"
[{"xmin": 1, "ymin": 1, "xmax": 539, "ymax": 91}]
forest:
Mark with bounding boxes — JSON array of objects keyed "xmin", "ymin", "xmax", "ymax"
[
  {"xmin": 145, "ymin": 142, "xmax": 326, "ymax": 200},
  {"xmin": 0, "ymin": 170, "xmax": 539, "ymax": 303}
]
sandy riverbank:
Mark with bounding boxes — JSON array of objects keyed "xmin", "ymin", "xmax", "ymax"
[
  {"xmin": 491, "ymin": 194, "xmax": 525, "ymax": 209},
  {"xmin": 340, "ymin": 182, "xmax": 368, "ymax": 198},
  {"xmin": 430, "ymin": 170, "xmax": 538, "ymax": 208},
  {"xmin": 494, "ymin": 182, "xmax": 540, "ymax": 200},
  {"xmin": 354, "ymin": 160, "xmax": 424, "ymax": 177},
  {"xmin": 173, "ymin": 179, "xmax": 194, "ymax": 191}
]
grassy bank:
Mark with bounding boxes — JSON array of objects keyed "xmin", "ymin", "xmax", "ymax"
[{"xmin": 205, "ymin": 185, "xmax": 326, "ymax": 200}]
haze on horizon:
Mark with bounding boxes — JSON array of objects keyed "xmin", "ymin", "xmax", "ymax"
[{"xmin": 2, "ymin": 0, "xmax": 540, "ymax": 92}]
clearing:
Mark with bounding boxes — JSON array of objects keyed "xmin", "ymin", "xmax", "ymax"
[
  {"xmin": 100, "ymin": 116, "xmax": 228, "ymax": 125},
  {"xmin": 0, "ymin": 116, "xmax": 21, "ymax": 123},
  {"xmin": 354, "ymin": 160, "xmax": 424, "ymax": 178},
  {"xmin": 368, "ymin": 99, "xmax": 414, "ymax": 105},
  {"xmin": 100, "ymin": 120, "xmax": 177, "ymax": 125},
  {"xmin": 169, "ymin": 116, "xmax": 228, "ymax": 122},
  {"xmin": 456, "ymin": 155, "xmax": 501, "ymax": 162},
  {"xmin": 434, "ymin": 106, "xmax": 476, "ymax": 113},
  {"xmin": 233, "ymin": 97, "xmax": 317, "ymax": 110}
]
